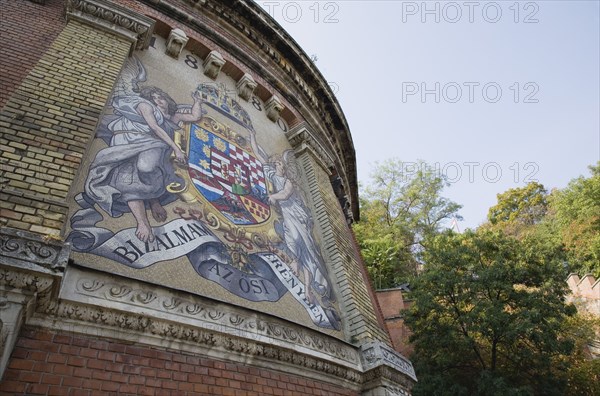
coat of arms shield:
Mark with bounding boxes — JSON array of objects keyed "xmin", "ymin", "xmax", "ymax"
[{"xmin": 181, "ymin": 117, "xmax": 271, "ymax": 225}]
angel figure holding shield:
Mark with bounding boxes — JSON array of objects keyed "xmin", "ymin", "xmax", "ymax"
[
  {"xmin": 84, "ymin": 57, "xmax": 204, "ymax": 243},
  {"xmin": 249, "ymin": 129, "xmax": 333, "ymax": 304}
]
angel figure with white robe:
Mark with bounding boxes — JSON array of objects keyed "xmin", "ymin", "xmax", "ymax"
[
  {"xmin": 249, "ymin": 128, "xmax": 333, "ymax": 305},
  {"xmin": 84, "ymin": 57, "xmax": 203, "ymax": 243}
]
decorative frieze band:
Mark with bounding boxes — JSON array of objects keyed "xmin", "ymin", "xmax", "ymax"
[
  {"xmin": 0, "ymin": 231, "xmax": 416, "ymax": 390},
  {"xmin": 37, "ymin": 266, "xmax": 364, "ymax": 384},
  {"xmin": 32, "ymin": 296, "xmax": 363, "ymax": 385},
  {"xmin": 66, "ymin": 0, "xmax": 155, "ymax": 52},
  {"xmin": 58, "ymin": 266, "xmax": 360, "ymax": 369}
]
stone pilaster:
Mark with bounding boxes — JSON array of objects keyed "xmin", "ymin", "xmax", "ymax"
[
  {"xmin": 0, "ymin": 0, "xmax": 153, "ymax": 377},
  {"xmin": 288, "ymin": 126, "xmax": 390, "ymax": 345},
  {"xmin": 359, "ymin": 341, "xmax": 416, "ymax": 395},
  {"xmin": 0, "ymin": 228, "xmax": 68, "ymax": 379},
  {"xmin": 0, "ymin": 290, "xmax": 31, "ymax": 380}
]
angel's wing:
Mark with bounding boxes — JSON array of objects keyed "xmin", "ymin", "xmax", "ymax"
[{"xmin": 112, "ymin": 56, "xmax": 147, "ymax": 98}]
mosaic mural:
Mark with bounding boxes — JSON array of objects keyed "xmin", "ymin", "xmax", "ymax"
[{"xmin": 66, "ymin": 43, "xmax": 340, "ymax": 332}]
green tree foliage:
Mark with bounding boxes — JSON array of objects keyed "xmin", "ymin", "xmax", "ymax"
[
  {"xmin": 566, "ymin": 358, "xmax": 600, "ymax": 396},
  {"xmin": 549, "ymin": 163, "xmax": 600, "ymax": 276},
  {"xmin": 484, "ymin": 165, "xmax": 599, "ymax": 277},
  {"xmin": 560, "ymin": 313, "xmax": 600, "ymax": 396},
  {"xmin": 487, "ymin": 182, "xmax": 548, "ymax": 228},
  {"xmin": 404, "ymin": 229, "xmax": 576, "ymax": 396},
  {"xmin": 353, "ymin": 159, "xmax": 462, "ymax": 289}
]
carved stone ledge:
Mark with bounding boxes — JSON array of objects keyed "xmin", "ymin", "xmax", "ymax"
[
  {"xmin": 165, "ymin": 28, "xmax": 188, "ymax": 59},
  {"xmin": 287, "ymin": 126, "xmax": 335, "ymax": 173},
  {"xmin": 65, "ymin": 0, "xmax": 155, "ymax": 53},
  {"xmin": 264, "ymin": 95, "xmax": 283, "ymax": 122},
  {"xmin": 202, "ymin": 50, "xmax": 225, "ymax": 80},
  {"xmin": 0, "ymin": 228, "xmax": 70, "ymax": 275},
  {"xmin": 236, "ymin": 73, "xmax": 257, "ymax": 101},
  {"xmin": 360, "ymin": 341, "xmax": 417, "ymax": 382}
]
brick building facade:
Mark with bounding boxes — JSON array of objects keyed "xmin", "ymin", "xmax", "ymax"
[{"xmin": 0, "ymin": 0, "xmax": 416, "ymax": 394}]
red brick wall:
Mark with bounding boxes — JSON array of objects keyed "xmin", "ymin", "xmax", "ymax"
[
  {"xmin": 0, "ymin": 0, "xmax": 66, "ymax": 108},
  {"xmin": 0, "ymin": 326, "xmax": 358, "ymax": 396},
  {"xmin": 375, "ymin": 289, "xmax": 414, "ymax": 357}
]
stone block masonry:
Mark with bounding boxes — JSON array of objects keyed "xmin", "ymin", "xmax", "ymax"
[{"xmin": 0, "ymin": 18, "xmax": 132, "ymax": 236}]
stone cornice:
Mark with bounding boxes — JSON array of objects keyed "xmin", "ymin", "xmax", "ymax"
[
  {"xmin": 66, "ymin": 0, "xmax": 155, "ymax": 53},
  {"xmin": 0, "ymin": 228, "xmax": 70, "ymax": 276}
]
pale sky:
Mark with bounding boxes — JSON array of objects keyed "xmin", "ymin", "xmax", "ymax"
[{"xmin": 257, "ymin": 0, "xmax": 600, "ymax": 229}]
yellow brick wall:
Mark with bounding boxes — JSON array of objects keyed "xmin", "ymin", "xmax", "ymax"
[{"xmin": 0, "ymin": 20, "xmax": 132, "ymax": 237}]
